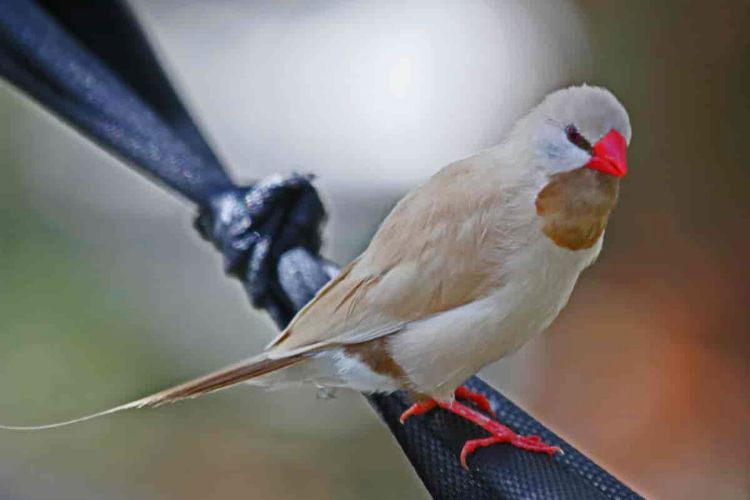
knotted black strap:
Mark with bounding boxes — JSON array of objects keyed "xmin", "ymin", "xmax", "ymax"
[
  {"xmin": 0, "ymin": 1, "xmax": 642, "ymax": 498},
  {"xmin": 194, "ymin": 174, "xmax": 331, "ymax": 326}
]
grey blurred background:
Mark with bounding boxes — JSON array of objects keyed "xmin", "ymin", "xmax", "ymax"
[{"xmin": 0, "ymin": 1, "xmax": 748, "ymax": 499}]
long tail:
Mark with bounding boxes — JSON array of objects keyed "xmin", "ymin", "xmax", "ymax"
[{"xmin": 0, "ymin": 354, "xmax": 306, "ymax": 431}]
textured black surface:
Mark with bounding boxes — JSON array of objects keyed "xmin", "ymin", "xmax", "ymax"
[{"xmin": 0, "ymin": 1, "xmax": 643, "ymax": 498}]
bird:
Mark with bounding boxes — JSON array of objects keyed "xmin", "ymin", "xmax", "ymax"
[{"xmin": 0, "ymin": 84, "xmax": 631, "ymax": 469}]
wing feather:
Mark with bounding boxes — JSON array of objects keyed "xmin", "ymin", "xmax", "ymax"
[{"xmin": 268, "ymin": 156, "xmax": 512, "ymax": 356}]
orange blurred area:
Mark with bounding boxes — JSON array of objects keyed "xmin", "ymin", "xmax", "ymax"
[{"xmin": 0, "ymin": 1, "xmax": 748, "ymax": 499}]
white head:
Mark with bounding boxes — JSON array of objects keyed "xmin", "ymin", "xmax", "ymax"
[{"xmin": 510, "ymin": 85, "xmax": 631, "ymax": 179}]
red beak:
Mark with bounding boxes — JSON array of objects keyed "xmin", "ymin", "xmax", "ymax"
[{"xmin": 585, "ymin": 129, "xmax": 628, "ymax": 177}]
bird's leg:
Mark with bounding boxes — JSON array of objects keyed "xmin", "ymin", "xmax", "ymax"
[
  {"xmin": 400, "ymin": 385, "xmax": 561, "ymax": 469},
  {"xmin": 400, "ymin": 385, "xmax": 493, "ymax": 424},
  {"xmin": 453, "ymin": 386, "xmax": 495, "ymax": 416}
]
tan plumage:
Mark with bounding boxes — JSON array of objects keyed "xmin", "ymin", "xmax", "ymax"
[
  {"xmin": 0, "ymin": 84, "xmax": 632, "ymax": 430},
  {"xmin": 269, "ymin": 156, "xmax": 511, "ymax": 354}
]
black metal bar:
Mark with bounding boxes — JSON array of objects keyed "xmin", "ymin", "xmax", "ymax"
[{"xmin": 0, "ymin": 1, "xmax": 642, "ymax": 498}]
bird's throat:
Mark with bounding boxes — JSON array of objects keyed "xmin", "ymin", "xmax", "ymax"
[{"xmin": 535, "ymin": 168, "xmax": 619, "ymax": 250}]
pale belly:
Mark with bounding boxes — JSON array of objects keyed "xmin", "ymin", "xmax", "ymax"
[
  {"xmin": 258, "ymin": 234, "xmax": 597, "ymax": 398},
  {"xmin": 375, "ymin": 234, "xmax": 603, "ymax": 399}
]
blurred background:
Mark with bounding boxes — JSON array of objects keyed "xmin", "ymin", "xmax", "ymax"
[{"xmin": 0, "ymin": 0, "xmax": 748, "ymax": 498}]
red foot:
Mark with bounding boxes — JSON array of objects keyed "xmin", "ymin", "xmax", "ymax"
[
  {"xmin": 399, "ymin": 399, "xmax": 436, "ymax": 424},
  {"xmin": 400, "ymin": 386, "xmax": 493, "ymax": 424},
  {"xmin": 399, "ymin": 386, "xmax": 561, "ymax": 469},
  {"xmin": 454, "ymin": 386, "xmax": 496, "ymax": 416}
]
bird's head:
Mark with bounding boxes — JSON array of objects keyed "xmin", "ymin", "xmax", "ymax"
[
  {"xmin": 514, "ymin": 85, "xmax": 631, "ymax": 180},
  {"xmin": 497, "ymin": 85, "xmax": 632, "ymax": 250}
]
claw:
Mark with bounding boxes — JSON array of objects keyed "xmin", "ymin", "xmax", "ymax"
[
  {"xmin": 458, "ymin": 434, "xmax": 561, "ymax": 469},
  {"xmin": 399, "ymin": 400, "xmax": 437, "ymax": 424},
  {"xmin": 460, "ymin": 436, "xmax": 507, "ymax": 469},
  {"xmin": 510, "ymin": 434, "xmax": 562, "ymax": 455}
]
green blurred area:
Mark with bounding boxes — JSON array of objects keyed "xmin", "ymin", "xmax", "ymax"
[{"xmin": 1, "ymin": 1, "xmax": 749, "ymax": 499}]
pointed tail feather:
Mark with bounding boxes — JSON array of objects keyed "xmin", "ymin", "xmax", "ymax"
[
  {"xmin": 0, "ymin": 354, "xmax": 306, "ymax": 431},
  {"xmin": 132, "ymin": 354, "xmax": 306, "ymax": 408}
]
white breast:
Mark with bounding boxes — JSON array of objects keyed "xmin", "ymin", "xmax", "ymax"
[{"xmin": 389, "ymin": 222, "xmax": 602, "ymax": 400}]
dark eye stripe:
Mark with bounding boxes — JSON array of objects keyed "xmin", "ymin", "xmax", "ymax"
[{"xmin": 565, "ymin": 125, "xmax": 593, "ymax": 154}]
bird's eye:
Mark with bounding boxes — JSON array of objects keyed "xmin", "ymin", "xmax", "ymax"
[{"xmin": 565, "ymin": 125, "xmax": 593, "ymax": 154}]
